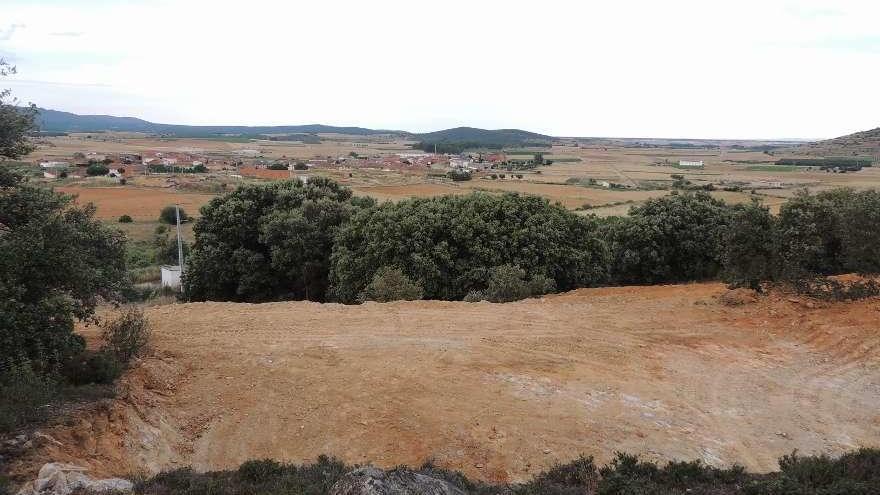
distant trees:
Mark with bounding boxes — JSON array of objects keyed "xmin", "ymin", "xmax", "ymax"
[
  {"xmin": 159, "ymin": 205, "xmax": 188, "ymax": 225},
  {"xmin": 446, "ymin": 168, "xmax": 472, "ymax": 181},
  {"xmin": 86, "ymin": 164, "xmax": 109, "ymax": 176}
]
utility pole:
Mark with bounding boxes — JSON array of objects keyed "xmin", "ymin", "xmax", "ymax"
[{"xmin": 175, "ymin": 203, "xmax": 184, "ymax": 269}]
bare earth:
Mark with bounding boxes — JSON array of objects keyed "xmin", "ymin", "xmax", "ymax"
[{"xmin": 18, "ymin": 284, "xmax": 880, "ymax": 483}]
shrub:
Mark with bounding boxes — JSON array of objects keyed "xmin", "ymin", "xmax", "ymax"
[
  {"xmin": 185, "ymin": 178, "xmax": 362, "ymax": 302},
  {"xmin": 118, "ymin": 214, "xmax": 133, "ymax": 223},
  {"xmin": 357, "ymin": 266, "xmax": 424, "ymax": 302},
  {"xmin": 101, "ymin": 307, "xmax": 151, "ymax": 363},
  {"xmin": 330, "ymin": 193, "xmax": 608, "ymax": 303},
  {"xmin": 0, "ymin": 359, "xmax": 58, "ymax": 433},
  {"xmin": 722, "ymin": 200, "xmax": 776, "ymax": 291},
  {"xmin": 480, "ymin": 264, "xmax": 556, "ymax": 302},
  {"xmin": 62, "ymin": 350, "xmax": 122, "ymax": 386},
  {"xmin": 603, "ymin": 192, "xmax": 733, "ymax": 285},
  {"xmin": 447, "ymin": 168, "xmax": 472, "ymax": 181},
  {"xmin": 86, "ymin": 163, "xmax": 109, "ymax": 176},
  {"xmin": 158, "ymin": 205, "xmax": 188, "ymax": 225},
  {"xmin": 1, "ymin": 171, "xmax": 128, "ymax": 371}
]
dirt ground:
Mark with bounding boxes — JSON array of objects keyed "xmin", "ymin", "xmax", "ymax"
[
  {"xmin": 57, "ymin": 186, "xmax": 215, "ymax": 220},
  {"xmin": 15, "ymin": 283, "xmax": 880, "ymax": 484}
]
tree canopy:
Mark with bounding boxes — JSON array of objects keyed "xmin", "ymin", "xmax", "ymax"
[
  {"xmin": 184, "ymin": 177, "xmax": 365, "ymax": 302},
  {"xmin": 0, "ymin": 170, "xmax": 128, "ymax": 368},
  {"xmin": 329, "ymin": 193, "xmax": 609, "ymax": 303}
]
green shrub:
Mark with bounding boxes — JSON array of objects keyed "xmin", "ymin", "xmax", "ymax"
[
  {"xmin": 133, "ymin": 449, "xmax": 880, "ymax": 495},
  {"xmin": 62, "ymin": 350, "xmax": 122, "ymax": 386},
  {"xmin": 185, "ymin": 178, "xmax": 362, "ymax": 303},
  {"xmin": 357, "ymin": 266, "xmax": 424, "ymax": 302},
  {"xmin": 330, "ymin": 193, "xmax": 608, "ymax": 303},
  {"xmin": 0, "ymin": 359, "xmax": 58, "ymax": 433},
  {"xmin": 158, "ymin": 205, "xmax": 188, "ymax": 225},
  {"xmin": 603, "ymin": 192, "xmax": 733, "ymax": 285},
  {"xmin": 481, "ymin": 264, "xmax": 556, "ymax": 302},
  {"xmin": 118, "ymin": 214, "xmax": 133, "ymax": 223},
  {"xmin": 102, "ymin": 307, "xmax": 151, "ymax": 363},
  {"xmin": 86, "ymin": 164, "xmax": 109, "ymax": 176}
]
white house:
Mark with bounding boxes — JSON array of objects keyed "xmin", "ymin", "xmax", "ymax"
[
  {"xmin": 678, "ymin": 160, "xmax": 704, "ymax": 168},
  {"xmin": 39, "ymin": 161, "xmax": 68, "ymax": 169}
]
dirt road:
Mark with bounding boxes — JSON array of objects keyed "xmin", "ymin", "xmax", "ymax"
[{"xmin": 19, "ymin": 283, "xmax": 880, "ymax": 483}]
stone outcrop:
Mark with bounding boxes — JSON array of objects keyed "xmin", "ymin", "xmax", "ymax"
[
  {"xmin": 329, "ymin": 466, "xmax": 466, "ymax": 495},
  {"xmin": 16, "ymin": 463, "xmax": 133, "ymax": 495}
]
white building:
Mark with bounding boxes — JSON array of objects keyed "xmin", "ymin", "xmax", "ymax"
[
  {"xmin": 39, "ymin": 161, "xmax": 68, "ymax": 169},
  {"xmin": 161, "ymin": 265, "xmax": 181, "ymax": 289},
  {"xmin": 678, "ymin": 160, "xmax": 704, "ymax": 168}
]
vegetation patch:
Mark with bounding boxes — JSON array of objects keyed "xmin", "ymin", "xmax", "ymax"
[{"xmin": 133, "ymin": 449, "xmax": 880, "ymax": 495}]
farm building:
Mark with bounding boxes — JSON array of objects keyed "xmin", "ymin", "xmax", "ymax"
[{"xmin": 678, "ymin": 160, "xmax": 705, "ymax": 168}]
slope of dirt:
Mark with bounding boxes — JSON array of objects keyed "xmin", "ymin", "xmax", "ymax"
[{"xmin": 12, "ymin": 283, "xmax": 880, "ymax": 484}]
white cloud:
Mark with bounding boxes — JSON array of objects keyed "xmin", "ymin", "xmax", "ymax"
[{"xmin": 1, "ymin": 0, "xmax": 878, "ymax": 138}]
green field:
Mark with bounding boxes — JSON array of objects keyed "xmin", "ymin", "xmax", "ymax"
[{"xmin": 745, "ymin": 165, "xmax": 798, "ymax": 172}]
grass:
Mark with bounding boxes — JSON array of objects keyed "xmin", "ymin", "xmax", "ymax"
[
  {"xmin": 133, "ymin": 449, "xmax": 880, "ymax": 495},
  {"xmin": 745, "ymin": 165, "xmax": 799, "ymax": 172}
]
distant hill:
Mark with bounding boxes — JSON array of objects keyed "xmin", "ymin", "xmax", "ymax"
[
  {"xmin": 31, "ymin": 109, "xmax": 555, "ymax": 149},
  {"xmin": 414, "ymin": 126, "xmax": 552, "ymax": 146},
  {"xmin": 34, "ymin": 108, "xmax": 398, "ymax": 136},
  {"xmin": 790, "ymin": 127, "xmax": 880, "ymax": 158}
]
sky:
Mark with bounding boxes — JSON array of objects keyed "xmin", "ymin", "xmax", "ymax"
[{"xmin": 1, "ymin": 0, "xmax": 878, "ymax": 139}]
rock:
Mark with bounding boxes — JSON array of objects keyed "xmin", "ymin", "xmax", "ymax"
[
  {"xmin": 17, "ymin": 463, "xmax": 133, "ymax": 495},
  {"xmin": 329, "ymin": 466, "xmax": 466, "ymax": 495},
  {"xmin": 720, "ymin": 288, "xmax": 758, "ymax": 306}
]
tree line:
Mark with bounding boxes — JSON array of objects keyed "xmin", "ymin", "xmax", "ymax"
[{"xmin": 182, "ymin": 180, "xmax": 880, "ymax": 304}]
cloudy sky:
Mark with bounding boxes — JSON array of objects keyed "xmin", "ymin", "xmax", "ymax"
[{"xmin": 1, "ymin": 0, "xmax": 878, "ymax": 139}]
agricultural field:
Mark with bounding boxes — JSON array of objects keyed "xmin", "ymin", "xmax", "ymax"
[{"xmin": 22, "ymin": 132, "xmax": 880, "ymax": 222}]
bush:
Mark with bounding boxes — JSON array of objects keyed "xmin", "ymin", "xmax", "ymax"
[
  {"xmin": 603, "ymin": 192, "xmax": 733, "ymax": 285},
  {"xmin": 102, "ymin": 307, "xmax": 151, "ymax": 363},
  {"xmin": 86, "ymin": 164, "xmax": 109, "ymax": 176},
  {"xmin": 0, "ymin": 360, "xmax": 58, "ymax": 433},
  {"xmin": 133, "ymin": 449, "xmax": 880, "ymax": 495},
  {"xmin": 185, "ymin": 178, "xmax": 362, "ymax": 302},
  {"xmin": 158, "ymin": 205, "xmax": 188, "ymax": 225},
  {"xmin": 118, "ymin": 214, "xmax": 133, "ymax": 223},
  {"xmin": 62, "ymin": 350, "xmax": 122, "ymax": 386},
  {"xmin": 330, "ymin": 193, "xmax": 608, "ymax": 303},
  {"xmin": 447, "ymin": 168, "xmax": 472, "ymax": 181},
  {"xmin": 357, "ymin": 266, "xmax": 424, "ymax": 302},
  {"xmin": 1, "ymin": 171, "xmax": 128, "ymax": 371},
  {"xmin": 479, "ymin": 264, "xmax": 556, "ymax": 302},
  {"xmin": 722, "ymin": 200, "xmax": 776, "ymax": 291}
]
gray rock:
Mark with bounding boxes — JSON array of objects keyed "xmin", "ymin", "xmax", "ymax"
[
  {"xmin": 329, "ymin": 466, "xmax": 466, "ymax": 495},
  {"xmin": 17, "ymin": 462, "xmax": 132, "ymax": 495}
]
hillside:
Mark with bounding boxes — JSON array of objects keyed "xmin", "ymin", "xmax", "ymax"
[
  {"xmin": 11, "ymin": 283, "xmax": 880, "ymax": 484},
  {"xmin": 414, "ymin": 126, "xmax": 552, "ymax": 146},
  {"xmin": 32, "ymin": 109, "xmax": 555, "ymax": 147},
  {"xmin": 789, "ymin": 126, "xmax": 880, "ymax": 157},
  {"xmin": 34, "ymin": 108, "xmax": 398, "ymax": 136}
]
